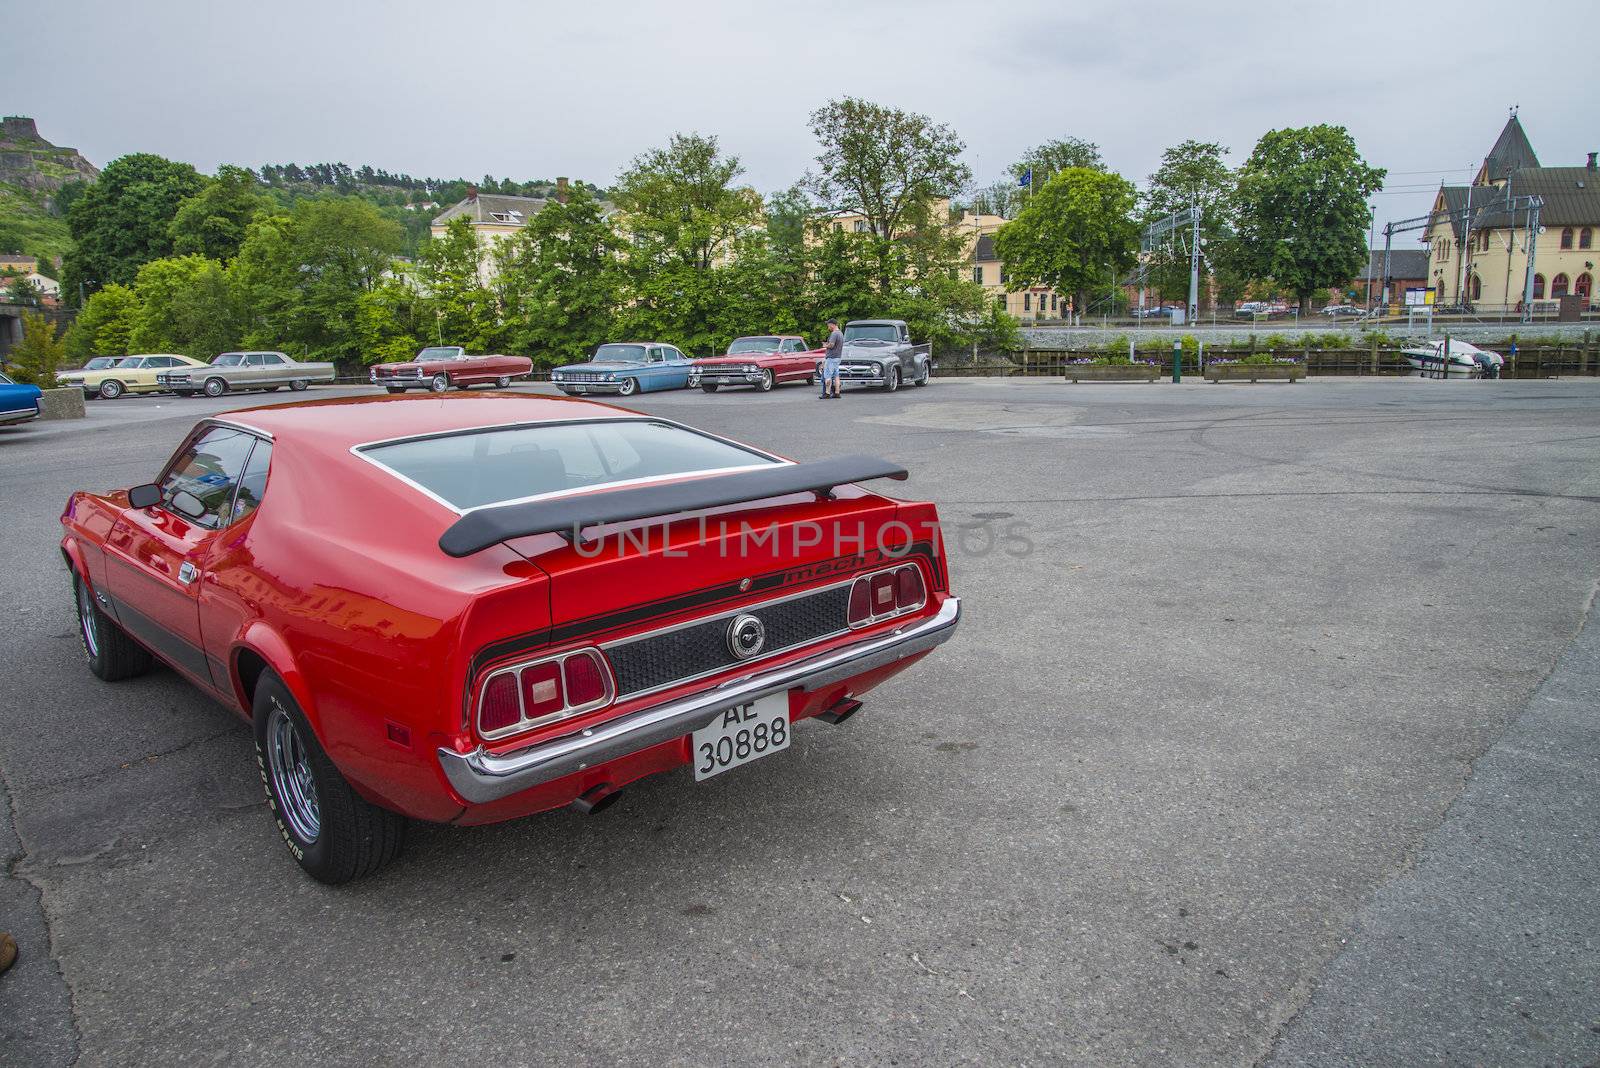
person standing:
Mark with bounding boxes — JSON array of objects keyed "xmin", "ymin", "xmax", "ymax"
[{"xmin": 820, "ymin": 318, "xmax": 844, "ymax": 399}]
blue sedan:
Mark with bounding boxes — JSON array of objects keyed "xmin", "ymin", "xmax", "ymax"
[
  {"xmin": 0, "ymin": 371, "xmax": 42, "ymax": 427},
  {"xmin": 550, "ymin": 342, "xmax": 694, "ymax": 398}
]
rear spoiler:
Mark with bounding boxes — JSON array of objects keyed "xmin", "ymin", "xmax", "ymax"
[{"xmin": 438, "ymin": 454, "xmax": 909, "ymax": 557}]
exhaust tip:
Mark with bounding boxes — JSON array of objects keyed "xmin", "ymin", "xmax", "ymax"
[
  {"xmin": 816, "ymin": 697, "xmax": 863, "ymax": 726},
  {"xmin": 570, "ymin": 782, "xmax": 623, "ymax": 816}
]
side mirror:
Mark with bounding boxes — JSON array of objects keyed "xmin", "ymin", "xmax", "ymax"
[
  {"xmin": 127, "ymin": 484, "xmax": 161, "ymax": 509},
  {"xmin": 169, "ymin": 490, "xmax": 207, "ymax": 521}
]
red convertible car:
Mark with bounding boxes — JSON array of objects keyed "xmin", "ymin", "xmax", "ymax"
[
  {"xmin": 60, "ymin": 394, "xmax": 960, "ymax": 882},
  {"xmin": 370, "ymin": 345, "xmax": 534, "ymax": 393},
  {"xmin": 689, "ymin": 335, "xmax": 824, "ymax": 393}
]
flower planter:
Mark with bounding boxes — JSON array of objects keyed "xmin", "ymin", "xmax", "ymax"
[
  {"xmin": 1063, "ymin": 365, "xmax": 1160, "ymax": 384},
  {"xmin": 1205, "ymin": 363, "xmax": 1302, "ymax": 383}
]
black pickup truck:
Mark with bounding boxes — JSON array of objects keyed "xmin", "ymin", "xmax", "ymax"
[{"xmin": 822, "ymin": 319, "xmax": 932, "ymax": 392}]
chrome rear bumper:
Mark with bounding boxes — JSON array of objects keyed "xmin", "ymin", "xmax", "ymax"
[{"xmin": 437, "ymin": 596, "xmax": 960, "ymax": 803}]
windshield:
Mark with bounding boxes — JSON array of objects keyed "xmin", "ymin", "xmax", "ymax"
[
  {"xmin": 362, "ymin": 419, "xmax": 777, "ymax": 512},
  {"xmin": 418, "ymin": 347, "xmax": 463, "ymax": 361},
  {"xmin": 83, "ymin": 357, "xmax": 121, "ymax": 370},
  {"xmin": 727, "ymin": 337, "xmax": 781, "ymax": 354},
  {"xmin": 0, "ymin": 372, "xmax": 12, "ymax": 385},
  {"xmin": 213, "ymin": 353, "xmax": 245, "ymax": 367},
  {"xmin": 843, "ymin": 324, "xmax": 899, "ymax": 343},
  {"xmin": 593, "ymin": 344, "xmax": 647, "ymax": 364}
]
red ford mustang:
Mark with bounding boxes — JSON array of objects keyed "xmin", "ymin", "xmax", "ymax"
[{"xmin": 60, "ymin": 394, "xmax": 960, "ymax": 882}]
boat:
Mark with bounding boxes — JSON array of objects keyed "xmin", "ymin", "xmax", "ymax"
[{"xmin": 1401, "ymin": 339, "xmax": 1504, "ymax": 377}]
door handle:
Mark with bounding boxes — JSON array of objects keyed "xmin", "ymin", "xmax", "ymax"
[{"xmin": 178, "ymin": 561, "xmax": 199, "ymax": 585}]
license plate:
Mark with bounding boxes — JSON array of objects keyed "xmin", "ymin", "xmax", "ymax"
[
  {"xmin": 571, "ymin": 385, "xmax": 588, "ymax": 393},
  {"xmin": 691, "ymin": 692, "xmax": 791, "ymax": 781}
]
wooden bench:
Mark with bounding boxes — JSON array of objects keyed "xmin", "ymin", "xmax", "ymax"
[{"xmin": 1205, "ymin": 363, "xmax": 1302, "ymax": 384}]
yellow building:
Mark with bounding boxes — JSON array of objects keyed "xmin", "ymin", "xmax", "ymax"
[
  {"xmin": 824, "ymin": 200, "xmax": 1066, "ymax": 320},
  {"xmin": 1424, "ymin": 114, "xmax": 1598, "ymax": 310}
]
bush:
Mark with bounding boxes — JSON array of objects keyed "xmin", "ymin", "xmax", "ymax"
[{"xmin": 6, "ymin": 309, "xmax": 67, "ymax": 386}]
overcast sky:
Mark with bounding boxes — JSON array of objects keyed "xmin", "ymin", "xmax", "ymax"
[{"xmin": 10, "ymin": 0, "xmax": 1592, "ymax": 244}]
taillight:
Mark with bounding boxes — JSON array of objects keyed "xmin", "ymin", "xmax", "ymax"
[
  {"xmin": 563, "ymin": 650, "xmax": 607, "ymax": 706},
  {"xmin": 895, "ymin": 565, "xmax": 925, "ymax": 609},
  {"xmin": 848, "ymin": 563, "xmax": 928, "ymax": 628},
  {"xmin": 476, "ymin": 647, "xmax": 615, "ymax": 741},
  {"xmin": 848, "ymin": 580, "xmax": 872, "ymax": 626},
  {"xmin": 479, "ymin": 673, "xmax": 521, "ymax": 734},
  {"xmin": 519, "ymin": 661, "xmax": 564, "ymax": 719}
]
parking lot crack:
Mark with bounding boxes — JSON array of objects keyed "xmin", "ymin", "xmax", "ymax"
[{"xmin": 0, "ymin": 752, "xmax": 84, "ymax": 1064}]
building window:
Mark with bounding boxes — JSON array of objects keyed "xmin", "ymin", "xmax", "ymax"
[
  {"xmin": 1437, "ymin": 238, "xmax": 1449, "ymax": 262},
  {"xmin": 1533, "ymin": 273, "xmax": 1545, "ymax": 299},
  {"xmin": 1470, "ymin": 275, "xmax": 1481, "ymax": 300},
  {"xmin": 1050, "ymin": 294, "xmax": 1058, "ymax": 311},
  {"xmin": 972, "ymin": 265, "xmax": 983, "ymax": 284},
  {"xmin": 1479, "ymin": 231, "xmax": 1490, "ymax": 252},
  {"xmin": 1023, "ymin": 293, "xmax": 1031, "ymax": 311},
  {"xmin": 1581, "ymin": 228, "xmax": 1593, "ymax": 250},
  {"xmin": 853, "ymin": 220, "xmax": 867, "ymax": 233},
  {"xmin": 1551, "ymin": 273, "xmax": 1570, "ymax": 297},
  {"xmin": 1576, "ymin": 273, "xmax": 1592, "ymax": 302},
  {"xmin": 999, "ymin": 267, "xmax": 1008, "ymax": 284},
  {"xmin": 1559, "ymin": 228, "xmax": 1573, "ymax": 250}
]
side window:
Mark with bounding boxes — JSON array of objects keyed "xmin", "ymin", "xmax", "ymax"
[
  {"xmin": 231, "ymin": 441, "xmax": 272, "ymax": 523},
  {"xmin": 648, "ymin": 347, "xmax": 665, "ymax": 363},
  {"xmin": 157, "ymin": 427, "xmax": 258, "ymax": 530},
  {"xmin": 244, "ymin": 354, "xmax": 265, "ymax": 366},
  {"xmin": 268, "ymin": 353, "xmax": 288, "ymax": 364}
]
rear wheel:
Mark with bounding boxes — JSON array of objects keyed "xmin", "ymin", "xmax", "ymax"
[
  {"xmin": 618, "ymin": 377, "xmax": 638, "ymax": 397},
  {"xmin": 253, "ymin": 674, "xmax": 406, "ymax": 884},
  {"xmin": 203, "ymin": 377, "xmax": 227, "ymax": 398},
  {"xmin": 914, "ymin": 361, "xmax": 929, "ymax": 386},
  {"xmin": 756, "ymin": 369, "xmax": 774, "ymax": 392},
  {"xmin": 429, "ymin": 373, "xmax": 449, "ymax": 393},
  {"xmin": 496, "ymin": 376, "xmax": 510, "ymax": 388},
  {"xmin": 99, "ymin": 379, "xmax": 125, "ymax": 400},
  {"xmin": 701, "ymin": 382, "xmax": 720, "ymax": 393},
  {"xmin": 72, "ymin": 571, "xmax": 152, "ymax": 682},
  {"xmin": 289, "ymin": 379, "xmax": 309, "ymax": 392}
]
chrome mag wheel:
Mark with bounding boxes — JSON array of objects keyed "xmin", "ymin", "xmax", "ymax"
[
  {"xmin": 76, "ymin": 576, "xmax": 100, "ymax": 658},
  {"xmin": 267, "ymin": 704, "xmax": 321, "ymax": 843}
]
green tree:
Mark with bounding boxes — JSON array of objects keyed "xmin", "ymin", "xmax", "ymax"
[
  {"xmin": 993, "ymin": 167, "xmax": 1139, "ymax": 316},
  {"xmin": 1140, "ymin": 140, "xmax": 1236, "ymax": 304},
  {"xmin": 7, "ymin": 310, "xmax": 67, "ymax": 386},
  {"xmin": 413, "ymin": 216, "xmax": 498, "ymax": 351},
  {"xmin": 63, "ymin": 283, "xmax": 142, "ymax": 360},
  {"xmin": 1011, "ymin": 137, "xmax": 1105, "ymax": 185},
  {"xmin": 764, "ymin": 183, "xmax": 813, "ymax": 261},
  {"xmin": 806, "ymin": 98, "xmax": 971, "ymax": 294},
  {"xmin": 1228, "ymin": 125, "xmax": 1384, "ymax": 312},
  {"xmin": 354, "ymin": 275, "xmax": 425, "ymax": 364},
  {"xmin": 613, "ymin": 133, "xmax": 763, "ymax": 271},
  {"xmin": 232, "ymin": 196, "xmax": 404, "ymax": 361},
  {"xmin": 169, "ymin": 165, "xmax": 271, "ymax": 261},
  {"xmin": 493, "ymin": 189, "xmax": 626, "ymax": 365},
  {"xmin": 61, "ymin": 153, "xmax": 209, "ymax": 302},
  {"xmin": 128, "ymin": 255, "xmax": 242, "ymax": 357}
]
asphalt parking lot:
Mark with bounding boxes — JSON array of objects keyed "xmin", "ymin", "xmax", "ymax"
[{"xmin": 2, "ymin": 377, "xmax": 1598, "ymax": 1066}]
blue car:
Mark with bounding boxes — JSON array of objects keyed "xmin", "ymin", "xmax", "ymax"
[
  {"xmin": 550, "ymin": 342, "xmax": 694, "ymax": 398},
  {"xmin": 0, "ymin": 370, "xmax": 42, "ymax": 427}
]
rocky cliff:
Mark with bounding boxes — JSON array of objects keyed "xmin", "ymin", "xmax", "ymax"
[{"xmin": 0, "ymin": 117, "xmax": 100, "ymax": 202}]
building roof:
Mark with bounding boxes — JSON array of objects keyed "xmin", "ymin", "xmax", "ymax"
[
  {"xmin": 1356, "ymin": 249, "xmax": 1428, "ymax": 281},
  {"xmin": 974, "ymin": 234, "xmax": 999, "ymax": 262},
  {"xmin": 0, "ymin": 254, "xmax": 37, "ymax": 266},
  {"xmin": 432, "ymin": 193, "xmax": 549, "ymax": 228},
  {"xmin": 1478, "ymin": 114, "xmax": 1540, "ymax": 184},
  {"xmin": 1440, "ymin": 167, "xmax": 1600, "ymax": 234}
]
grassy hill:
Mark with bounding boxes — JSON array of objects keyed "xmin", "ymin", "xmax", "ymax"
[{"xmin": 0, "ymin": 184, "xmax": 72, "ymax": 273}]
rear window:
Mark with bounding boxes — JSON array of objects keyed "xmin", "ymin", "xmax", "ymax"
[
  {"xmin": 728, "ymin": 337, "xmax": 781, "ymax": 354},
  {"xmin": 360, "ymin": 420, "xmax": 779, "ymax": 511}
]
